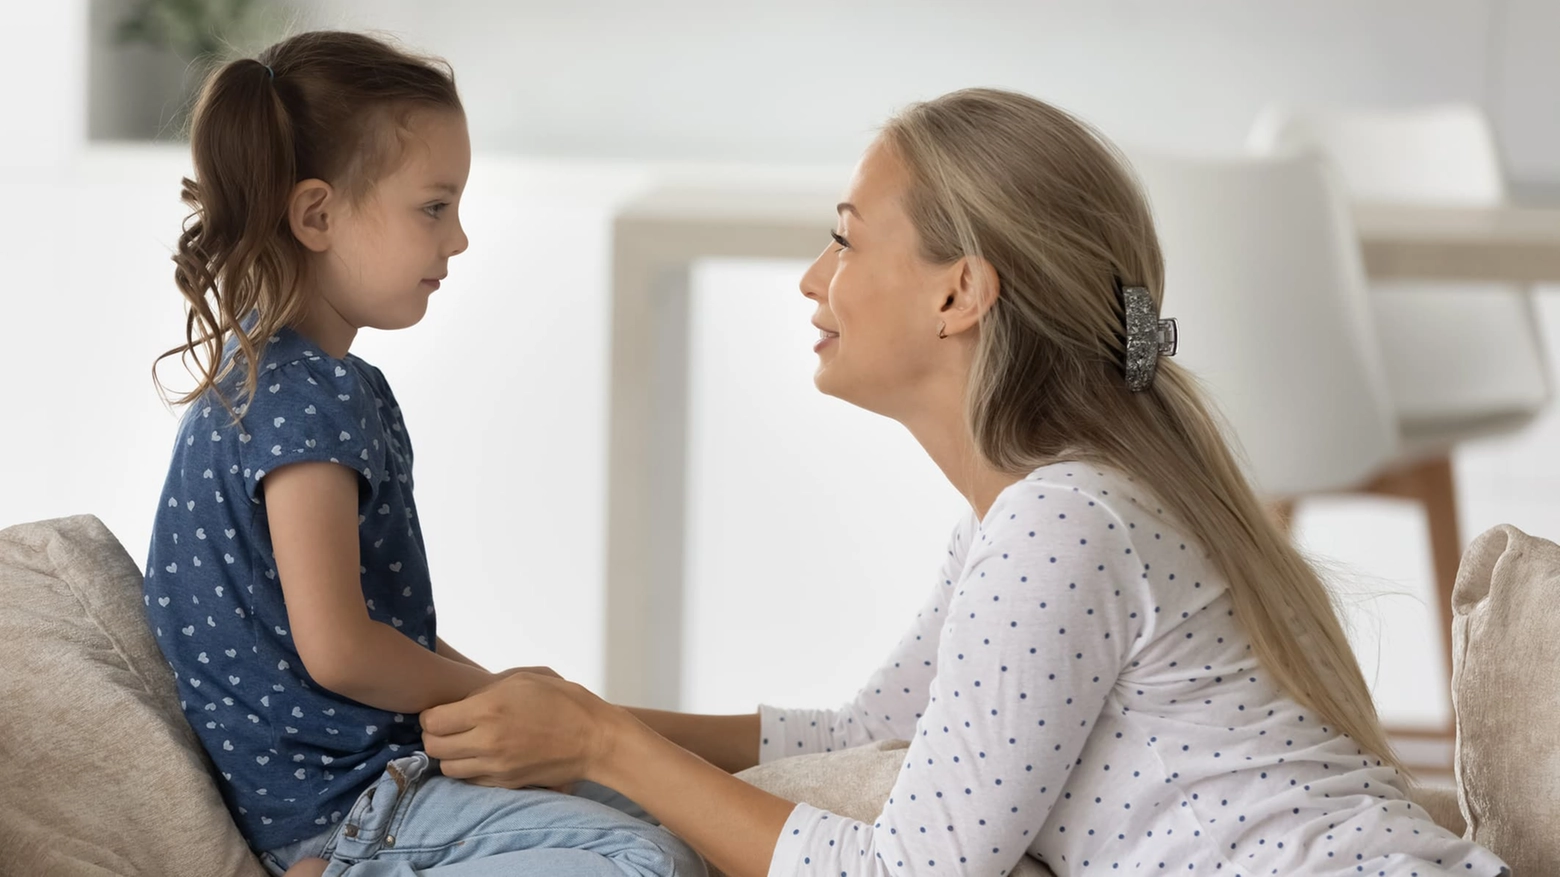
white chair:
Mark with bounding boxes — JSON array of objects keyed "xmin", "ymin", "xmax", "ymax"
[
  {"xmin": 1246, "ymin": 107, "xmax": 1553, "ymax": 754},
  {"xmin": 1248, "ymin": 105, "xmax": 1551, "ymax": 452},
  {"xmin": 1128, "ymin": 150, "xmax": 1400, "ymax": 498}
]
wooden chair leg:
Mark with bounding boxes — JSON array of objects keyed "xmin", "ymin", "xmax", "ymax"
[{"xmin": 1363, "ymin": 455, "xmax": 1462, "ymax": 750}]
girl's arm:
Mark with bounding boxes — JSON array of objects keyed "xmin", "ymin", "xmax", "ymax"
[
  {"xmin": 266, "ymin": 461, "xmax": 495, "ymax": 713},
  {"xmin": 436, "ymin": 637, "xmax": 488, "ymax": 671}
]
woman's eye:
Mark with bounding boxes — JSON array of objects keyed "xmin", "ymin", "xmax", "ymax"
[
  {"xmin": 830, "ymin": 230, "xmax": 849, "ymax": 250},
  {"xmin": 423, "ymin": 202, "xmax": 448, "ymax": 218}
]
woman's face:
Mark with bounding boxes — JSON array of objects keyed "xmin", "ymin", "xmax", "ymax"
[{"xmin": 799, "ymin": 137, "xmax": 957, "ymax": 419}]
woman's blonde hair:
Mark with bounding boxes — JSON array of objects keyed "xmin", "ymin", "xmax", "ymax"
[{"xmin": 884, "ymin": 88, "xmax": 1401, "ymax": 773}]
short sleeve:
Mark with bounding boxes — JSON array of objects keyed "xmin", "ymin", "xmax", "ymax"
[{"xmin": 235, "ymin": 358, "xmax": 388, "ymax": 502}]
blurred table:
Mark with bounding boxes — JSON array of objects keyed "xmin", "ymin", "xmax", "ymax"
[
  {"xmin": 1355, "ymin": 203, "xmax": 1560, "ymax": 283},
  {"xmin": 599, "ymin": 186, "xmax": 1560, "ymax": 708}
]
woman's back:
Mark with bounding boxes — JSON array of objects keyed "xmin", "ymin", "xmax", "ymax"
[
  {"xmin": 1019, "ymin": 465, "xmax": 1457, "ymax": 874},
  {"xmin": 766, "ymin": 462, "xmax": 1501, "ymax": 876}
]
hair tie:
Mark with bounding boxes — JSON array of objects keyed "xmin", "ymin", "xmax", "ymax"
[
  {"xmin": 261, "ymin": 63, "xmax": 275, "ymax": 80},
  {"xmin": 1117, "ymin": 281, "xmax": 1178, "ymax": 392}
]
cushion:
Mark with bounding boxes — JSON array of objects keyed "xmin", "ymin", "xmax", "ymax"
[
  {"xmin": 1451, "ymin": 523, "xmax": 1560, "ymax": 874},
  {"xmin": 728, "ymin": 743, "xmax": 1472, "ymax": 877},
  {"xmin": 1407, "ymin": 784, "xmax": 1465, "ymax": 837},
  {"xmin": 0, "ymin": 515, "xmax": 266, "ymax": 877},
  {"xmin": 733, "ymin": 740, "xmax": 1056, "ymax": 877}
]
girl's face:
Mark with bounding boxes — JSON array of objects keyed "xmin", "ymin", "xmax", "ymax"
[
  {"xmin": 798, "ymin": 137, "xmax": 960, "ymax": 420},
  {"xmin": 312, "ymin": 109, "xmax": 471, "ymax": 334}
]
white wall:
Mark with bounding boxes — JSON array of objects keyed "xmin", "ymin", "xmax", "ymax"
[
  {"xmin": 681, "ymin": 260, "xmax": 968, "ymax": 714},
  {"xmin": 1, "ymin": 1, "xmax": 86, "ymax": 170},
  {"xmin": 304, "ymin": 0, "xmax": 1560, "ymax": 185},
  {"xmin": 0, "ymin": 148, "xmax": 654, "ymax": 691},
  {"xmin": 7, "ymin": 1, "xmax": 1560, "ymax": 718}
]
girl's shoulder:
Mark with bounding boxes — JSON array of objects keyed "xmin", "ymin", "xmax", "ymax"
[{"xmin": 225, "ymin": 332, "xmax": 380, "ymax": 417}]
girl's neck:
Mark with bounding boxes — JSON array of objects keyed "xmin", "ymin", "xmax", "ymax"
[{"xmin": 294, "ymin": 299, "xmax": 358, "ymax": 360}]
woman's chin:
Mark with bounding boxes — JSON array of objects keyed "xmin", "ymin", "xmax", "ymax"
[
  {"xmin": 813, "ymin": 367, "xmax": 869, "ymax": 411},
  {"xmin": 812, "ymin": 365, "xmax": 840, "ymax": 398}
]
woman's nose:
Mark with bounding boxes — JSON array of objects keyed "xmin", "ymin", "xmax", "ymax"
[{"xmin": 799, "ymin": 245, "xmax": 833, "ymax": 301}]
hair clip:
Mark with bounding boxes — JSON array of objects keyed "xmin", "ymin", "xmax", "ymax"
[{"xmin": 1118, "ymin": 283, "xmax": 1177, "ymax": 392}]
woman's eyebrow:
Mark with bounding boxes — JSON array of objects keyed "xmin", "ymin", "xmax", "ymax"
[{"xmin": 837, "ymin": 202, "xmax": 862, "ymax": 219}]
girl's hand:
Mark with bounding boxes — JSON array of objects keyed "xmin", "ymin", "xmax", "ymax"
[{"xmin": 421, "ymin": 671, "xmax": 621, "ymax": 790}]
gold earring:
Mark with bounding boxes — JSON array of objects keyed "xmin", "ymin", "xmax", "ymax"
[{"xmin": 937, "ymin": 322, "xmax": 948, "ymax": 339}]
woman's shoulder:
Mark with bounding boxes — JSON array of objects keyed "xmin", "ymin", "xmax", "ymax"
[
  {"xmin": 989, "ymin": 461, "xmax": 1153, "ymax": 527},
  {"xmin": 984, "ymin": 461, "xmax": 1204, "ymax": 565}
]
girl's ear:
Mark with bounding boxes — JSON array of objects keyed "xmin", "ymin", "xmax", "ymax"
[{"xmin": 288, "ymin": 179, "xmax": 335, "ymax": 253}]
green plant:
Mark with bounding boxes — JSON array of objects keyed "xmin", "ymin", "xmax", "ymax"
[{"xmin": 114, "ymin": 0, "xmax": 263, "ymax": 60}]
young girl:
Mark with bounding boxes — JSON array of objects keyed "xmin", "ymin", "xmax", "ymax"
[
  {"xmin": 143, "ymin": 31, "xmax": 703, "ymax": 877},
  {"xmin": 408, "ymin": 89, "xmax": 1510, "ymax": 877}
]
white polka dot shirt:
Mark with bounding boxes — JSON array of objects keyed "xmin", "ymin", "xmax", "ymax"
[{"xmin": 759, "ymin": 464, "xmax": 1509, "ymax": 876}]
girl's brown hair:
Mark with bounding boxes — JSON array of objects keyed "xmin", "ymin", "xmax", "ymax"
[
  {"xmin": 884, "ymin": 88, "xmax": 1403, "ymax": 775},
  {"xmin": 156, "ymin": 31, "xmax": 461, "ymax": 410}
]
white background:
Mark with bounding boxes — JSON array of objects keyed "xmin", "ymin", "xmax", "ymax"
[{"xmin": 3, "ymin": 1, "xmax": 1559, "ymax": 723}]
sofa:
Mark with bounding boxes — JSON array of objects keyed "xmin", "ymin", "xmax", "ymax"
[{"xmin": 1, "ymin": 515, "xmax": 1554, "ymax": 876}]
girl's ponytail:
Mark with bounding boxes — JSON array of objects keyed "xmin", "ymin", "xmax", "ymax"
[
  {"xmin": 155, "ymin": 32, "xmax": 461, "ymax": 413},
  {"xmin": 164, "ymin": 57, "xmax": 305, "ymax": 411}
]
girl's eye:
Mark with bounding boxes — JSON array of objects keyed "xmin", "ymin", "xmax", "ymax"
[
  {"xmin": 830, "ymin": 230, "xmax": 849, "ymax": 250},
  {"xmin": 423, "ymin": 202, "xmax": 449, "ymax": 219}
]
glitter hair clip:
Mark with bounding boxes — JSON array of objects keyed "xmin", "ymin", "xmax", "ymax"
[{"xmin": 1117, "ymin": 282, "xmax": 1178, "ymax": 392}]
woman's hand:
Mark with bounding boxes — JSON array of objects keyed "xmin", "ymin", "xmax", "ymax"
[
  {"xmin": 494, "ymin": 665, "xmax": 562, "ymax": 680},
  {"xmin": 420, "ymin": 670, "xmax": 619, "ymax": 789},
  {"xmin": 426, "ymin": 671, "xmax": 795, "ymax": 877}
]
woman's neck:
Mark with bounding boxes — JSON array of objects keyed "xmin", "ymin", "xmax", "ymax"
[{"xmin": 899, "ymin": 384, "xmax": 1025, "ymax": 521}]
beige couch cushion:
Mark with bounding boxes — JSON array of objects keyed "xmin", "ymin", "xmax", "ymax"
[
  {"xmin": 1452, "ymin": 523, "xmax": 1560, "ymax": 875},
  {"xmin": 0, "ymin": 516, "xmax": 266, "ymax": 877}
]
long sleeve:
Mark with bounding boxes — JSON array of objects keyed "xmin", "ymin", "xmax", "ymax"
[
  {"xmin": 758, "ymin": 515, "xmax": 979, "ymax": 763},
  {"xmin": 765, "ymin": 479, "xmax": 1149, "ymax": 876}
]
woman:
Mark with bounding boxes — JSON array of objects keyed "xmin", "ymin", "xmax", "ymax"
[{"xmin": 420, "ymin": 89, "xmax": 1509, "ymax": 877}]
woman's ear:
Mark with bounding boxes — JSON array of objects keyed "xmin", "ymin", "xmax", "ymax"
[
  {"xmin": 938, "ymin": 255, "xmax": 1001, "ymax": 337},
  {"xmin": 288, "ymin": 179, "xmax": 335, "ymax": 253}
]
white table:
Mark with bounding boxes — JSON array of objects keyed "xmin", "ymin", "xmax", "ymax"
[
  {"xmin": 599, "ymin": 185, "xmax": 1560, "ymax": 707},
  {"xmin": 1356, "ymin": 203, "xmax": 1560, "ymax": 284}
]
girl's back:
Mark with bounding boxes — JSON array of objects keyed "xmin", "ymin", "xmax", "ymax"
[{"xmin": 145, "ymin": 328, "xmax": 429, "ymax": 847}]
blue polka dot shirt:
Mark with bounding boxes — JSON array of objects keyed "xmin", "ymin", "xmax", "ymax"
[
  {"xmin": 758, "ymin": 464, "xmax": 1509, "ymax": 877},
  {"xmin": 142, "ymin": 327, "xmax": 434, "ymax": 851}
]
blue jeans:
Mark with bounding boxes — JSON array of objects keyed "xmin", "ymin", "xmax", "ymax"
[{"xmin": 260, "ymin": 753, "xmax": 705, "ymax": 877}]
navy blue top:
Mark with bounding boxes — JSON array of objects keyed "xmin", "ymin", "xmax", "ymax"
[{"xmin": 142, "ymin": 326, "xmax": 436, "ymax": 850}]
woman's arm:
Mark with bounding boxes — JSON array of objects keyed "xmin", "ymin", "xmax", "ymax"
[
  {"xmin": 622, "ymin": 708, "xmax": 760, "ymax": 774},
  {"xmin": 422, "ymin": 481, "xmax": 1144, "ymax": 877},
  {"xmin": 266, "ymin": 462, "xmax": 495, "ymax": 713},
  {"xmin": 423, "ymin": 674, "xmax": 793, "ymax": 877}
]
